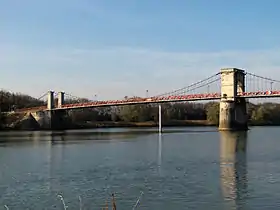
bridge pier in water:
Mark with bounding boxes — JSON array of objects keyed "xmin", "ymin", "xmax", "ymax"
[{"xmin": 219, "ymin": 68, "xmax": 248, "ymax": 131}]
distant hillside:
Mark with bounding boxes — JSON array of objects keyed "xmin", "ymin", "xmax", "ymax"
[
  {"xmin": 0, "ymin": 90, "xmax": 90, "ymax": 112},
  {"xmin": 0, "ymin": 90, "xmax": 45, "ymax": 112}
]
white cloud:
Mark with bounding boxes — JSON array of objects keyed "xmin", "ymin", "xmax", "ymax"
[{"xmin": 1, "ymin": 45, "xmax": 280, "ymax": 100}]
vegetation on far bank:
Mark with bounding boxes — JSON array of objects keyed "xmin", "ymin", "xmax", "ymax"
[{"xmin": 1, "ymin": 90, "xmax": 280, "ymax": 128}]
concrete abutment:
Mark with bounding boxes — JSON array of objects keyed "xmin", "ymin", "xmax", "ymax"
[{"xmin": 31, "ymin": 109, "xmax": 71, "ymax": 130}]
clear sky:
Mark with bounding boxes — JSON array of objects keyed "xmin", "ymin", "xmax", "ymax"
[{"xmin": 1, "ymin": 0, "xmax": 280, "ymax": 100}]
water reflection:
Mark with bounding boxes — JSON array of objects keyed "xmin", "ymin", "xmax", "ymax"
[
  {"xmin": 158, "ymin": 133, "xmax": 162, "ymax": 174},
  {"xmin": 219, "ymin": 131, "xmax": 248, "ymax": 209},
  {"xmin": 0, "ymin": 128, "xmax": 215, "ymax": 145},
  {"xmin": 47, "ymin": 132, "xmax": 66, "ymax": 194}
]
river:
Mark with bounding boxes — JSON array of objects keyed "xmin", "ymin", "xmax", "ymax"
[{"xmin": 0, "ymin": 127, "xmax": 279, "ymax": 209}]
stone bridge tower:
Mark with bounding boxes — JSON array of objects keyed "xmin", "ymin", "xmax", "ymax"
[
  {"xmin": 32, "ymin": 91, "xmax": 69, "ymax": 130},
  {"xmin": 219, "ymin": 68, "xmax": 248, "ymax": 131}
]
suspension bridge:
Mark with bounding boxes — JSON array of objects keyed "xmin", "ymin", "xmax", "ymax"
[
  {"xmin": 15, "ymin": 70, "xmax": 280, "ymax": 112},
  {"xmin": 4, "ymin": 68, "xmax": 280, "ymax": 131}
]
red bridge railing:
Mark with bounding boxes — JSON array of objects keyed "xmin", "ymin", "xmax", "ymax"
[
  {"xmin": 61, "ymin": 93, "xmax": 221, "ymax": 109},
  {"xmin": 238, "ymin": 90, "xmax": 280, "ymax": 97},
  {"xmin": 15, "ymin": 106, "xmax": 47, "ymax": 113}
]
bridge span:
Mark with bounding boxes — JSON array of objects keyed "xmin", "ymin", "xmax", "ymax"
[{"xmin": 17, "ymin": 91, "xmax": 280, "ymax": 112}]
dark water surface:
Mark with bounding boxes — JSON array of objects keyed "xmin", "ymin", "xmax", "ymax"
[{"xmin": 0, "ymin": 127, "xmax": 280, "ymax": 209}]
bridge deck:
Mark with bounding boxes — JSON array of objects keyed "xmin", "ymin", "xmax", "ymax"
[{"xmin": 15, "ymin": 90, "xmax": 280, "ymax": 112}]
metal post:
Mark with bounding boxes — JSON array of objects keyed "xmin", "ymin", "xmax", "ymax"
[
  {"xmin": 270, "ymin": 82, "xmax": 273, "ymax": 91},
  {"xmin": 158, "ymin": 104, "xmax": 162, "ymax": 133}
]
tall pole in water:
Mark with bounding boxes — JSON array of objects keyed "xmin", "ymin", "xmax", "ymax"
[
  {"xmin": 158, "ymin": 133, "xmax": 162, "ymax": 164},
  {"xmin": 158, "ymin": 104, "xmax": 162, "ymax": 133}
]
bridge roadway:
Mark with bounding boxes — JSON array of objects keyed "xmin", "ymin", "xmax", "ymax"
[{"xmin": 16, "ymin": 90, "xmax": 280, "ymax": 112}]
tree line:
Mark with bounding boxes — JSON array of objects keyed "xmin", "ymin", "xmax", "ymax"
[{"xmin": 0, "ymin": 90, "xmax": 280, "ymax": 125}]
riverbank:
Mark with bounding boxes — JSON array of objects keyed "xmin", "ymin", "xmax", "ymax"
[
  {"xmin": 76, "ymin": 120, "xmax": 216, "ymax": 129},
  {"xmin": 0, "ymin": 118, "xmax": 216, "ymax": 131},
  {"xmin": 59, "ymin": 120, "xmax": 280, "ymax": 129},
  {"xmin": 1, "ymin": 113, "xmax": 280, "ymax": 131}
]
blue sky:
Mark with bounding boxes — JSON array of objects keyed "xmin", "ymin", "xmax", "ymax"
[{"xmin": 1, "ymin": 0, "xmax": 280, "ymax": 100}]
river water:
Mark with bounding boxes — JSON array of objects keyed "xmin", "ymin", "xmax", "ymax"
[{"xmin": 0, "ymin": 127, "xmax": 279, "ymax": 209}]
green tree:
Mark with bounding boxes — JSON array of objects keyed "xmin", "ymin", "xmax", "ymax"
[
  {"xmin": 206, "ymin": 102, "xmax": 220, "ymax": 124},
  {"xmin": 118, "ymin": 104, "xmax": 152, "ymax": 122}
]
